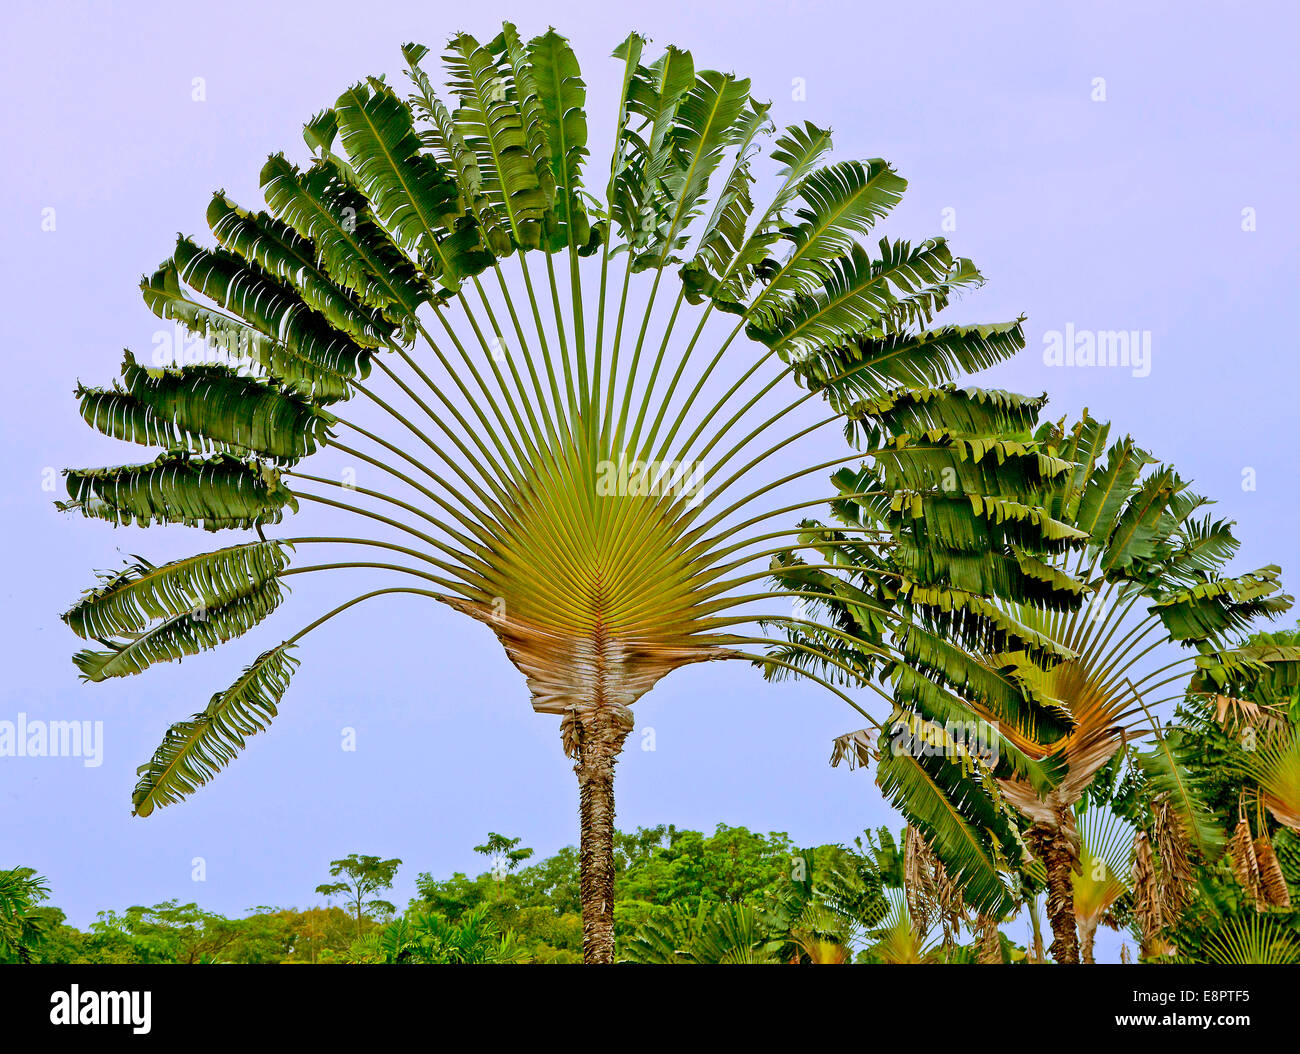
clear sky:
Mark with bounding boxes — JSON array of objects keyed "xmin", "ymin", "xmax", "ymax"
[{"xmin": 2, "ymin": 0, "xmax": 1296, "ymax": 963}]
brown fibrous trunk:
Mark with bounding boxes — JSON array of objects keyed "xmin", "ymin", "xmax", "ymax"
[
  {"xmin": 1027, "ymin": 822, "xmax": 1081, "ymax": 964},
  {"xmin": 569, "ymin": 705, "xmax": 633, "ymax": 964}
]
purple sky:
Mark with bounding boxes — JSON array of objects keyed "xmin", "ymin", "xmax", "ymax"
[{"xmin": 2, "ymin": 0, "xmax": 1297, "ymax": 963}]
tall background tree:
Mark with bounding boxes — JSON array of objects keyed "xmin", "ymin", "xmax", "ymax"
[
  {"xmin": 314, "ymin": 853, "xmax": 402, "ymax": 938},
  {"xmin": 475, "ymin": 833, "xmax": 535, "ymax": 897}
]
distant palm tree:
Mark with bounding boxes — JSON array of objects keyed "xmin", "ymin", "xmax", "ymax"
[
  {"xmin": 1069, "ymin": 805, "xmax": 1133, "ymax": 963},
  {"xmin": 865, "ymin": 890, "xmax": 944, "ymax": 964},
  {"xmin": 785, "ymin": 400, "xmax": 1293, "ymax": 960},
  {"xmin": 621, "ymin": 902, "xmax": 781, "ymax": 964},
  {"xmin": 59, "ymin": 24, "xmax": 1034, "ymax": 962},
  {"xmin": 354, "ymin": 906, "xmax": 530, "ymax": 964}
]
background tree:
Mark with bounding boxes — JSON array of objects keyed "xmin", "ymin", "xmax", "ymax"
[
  {"xmin": 315, "ymin": 853, "xmax": 402, "ymax": 939},
  {"xmin": 0, "ymin": 868, "xmax": 51, "ymax": 963},
  {"xmin": 474, "ymin": 832, "xmax": 535, "ymax": 886},
  {"xmin": 16, "ymin": 822, "xmax": 1050, "ymax": 965}
]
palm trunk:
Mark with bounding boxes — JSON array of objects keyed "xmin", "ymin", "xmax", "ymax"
[
  {"xmin": 570, "ymin": 706, "xmax": 632, "ymax": 964},
  {"xmin": 1027, "ymin": 822, "xmax": 1080, "ymax": 964},
  {"xmin": 1079, "ymin": 919, "xmax": 1097, "ymax": 964}
]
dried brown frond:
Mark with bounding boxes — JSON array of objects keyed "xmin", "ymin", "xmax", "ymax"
[
  {"xmin": 1254, "ymin": 825, "xmax": 1292, "ymax": 909},
  {"xmin": 903, "ymin": 826, "xmax": 939, "ymax": 933},
  {"xmin": 975, "ymin": 914, "xmax": 1002, "ymax": 964},
  {"xmin": 1212, "ymin": 693, "xmax": 1287, "ymax": 734},
  {"xmin": 1131, "ymin": 830, "xmax": 1162, "ymax": 950},
  {"xmin": 1228, "ymin": 814, "xmax": 1261, "ymax": 906},
  {"xmin": 829, "ymin": 728, "xmax": 875, "ymax": 771},
  {"xmin": 1152, "ymin": 794, "xmax": 1194, "ymax": 924}
]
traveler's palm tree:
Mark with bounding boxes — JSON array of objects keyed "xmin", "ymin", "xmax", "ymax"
[
  {"xmin": 864, "ymin": 889, "xmax": 943, "ymax": 964},
  {"xmin": 1199, "ymin": 914, "xmax": 1300, "ymax": 965},
  {"xmin": 1069, "ymin": 804, "xmax": 1133, "ymax": 963},
  {"xmin": 620, "ymin": 901, "xmax": 781, "ymax": 964},
  {"xmin": 1235, "ymin": 723, "xmax": 1300, "ymax": 832},
  {"xmin": 776, "ymin": 394, "xmax": 1292, "ymax": 959},
  {"xmin": 61, "ymin": 25, "xmax": 1036, "ymax": 961}
]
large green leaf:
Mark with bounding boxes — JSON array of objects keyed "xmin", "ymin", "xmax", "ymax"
[
  {"xmin": 60, "ymin": 451, "xmax": 298, "ymax": 530},
  {"xmin": 845, "ymin": 384, "xmax": 1046, "ymax": 448},
  {"xmin": 1072, "ymin": 436, "xmax": 1148, "ymax": 544},
  {"xmin": 170, "ymin": 236, "xmax": 372, "ymax": 399},
  {"xmin": 894, "ymin": 623, "xmax": 1073, "ymax": 741},
  {"xmin": 683, "ymin": 120, "xmax": 832, "ymax": 312},
  {"xmin": 874, "ymin": 728, "xmax": 1021, "ymax": 916},
  {"xmin": 677, "ymin": 102, "xmax": 770, "ymax": 301},
  {"xmin": 72, "ymin": 578, "xmax": 284, "ymax": 681},
  {"xmin": 333, "ymin": 79, "xmax": 492, "ymax": 290},
  {"xmin": 886, "ymin": 490, "xmax": 1088, "ymax": 556},
  {"xmin": 526, "ymin": 28, "xmax": 600, "ymax": 252},
  {"xmin": 610, "ymin": 44, "xmax": 695, "ymax": 253},
  {"xmin": 132, "ymin": 643, "xmax": 299, "ymax": 816},
  {"xmin": 206, "ymin": 193, "xmax": 392, "ymax": 347},
  {"xmin": 260, "ymin": 153, "xmax": 428, "ymax": 325},
  {"xmin": 62, "ymin": 541, "xmax": 291, "ymax": 640},
  {"xmin": 750, "ymin": 239, "xmax": 968, "ymax": 359},
  {"xmin": 629, "ymin": 69, "xmax": 756, "ymax": 271},
  {"xmin": 746, "ymin": 158, "xmax": 907, "ymax": 328},
  {"xmin": 1100, "ymin": 467, "xmax": 1181, "ymax": 574},
  {"xmin": 1152, "ymin": 566, "xmax": 1291, "ymax": 643},
  {"xmin": 403, "ymin": 43, "xmax": 498, "ymax": 242},
  {"xmin": 444, "ymin": 31, "xmax": 551, "ymax": 250},
  {"xmin": 140, "ymin": 261, "xmax": 354, "ymax": 402},
  {"xmin": 77, "ymin": 351, "xmax": 335, "ymax": 464},
  {"xmin": 800, "ymin": 322, "xmax": 1027, "ymax": 411}
]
